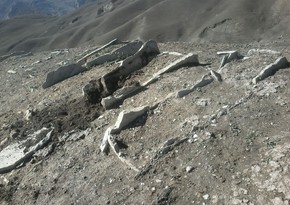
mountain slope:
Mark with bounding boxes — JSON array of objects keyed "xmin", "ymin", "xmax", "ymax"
[
  {"xmin": 0, "ymin": 0, "xmax": 104, "ymax": 19},
  {"xmin": 0, "ymin": 0, "xmax": 290, "ymax": 55}
]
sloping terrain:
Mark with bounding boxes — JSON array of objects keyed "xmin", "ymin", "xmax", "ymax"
[
  {"xmin": 0, "ymin": 39, "xmax": 290, "ymax": 204},
  {"xmin": 0, "ymin": 0, "xmax": 290, "ymax": 55},
  {"xmin": 0, "ymin": 0, "xmax": 104, "ymax": 19}
]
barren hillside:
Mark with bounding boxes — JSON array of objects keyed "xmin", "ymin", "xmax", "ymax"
[
  {"xmin": 0, "ymin": 39, "xmax": 290, "ymax": 204},
  {"xmin": 0, "ymin": 0, "xmax": 290, "ymax": 55},
  {"xmin": 1, "ymin": 0, "xmax": 290, "ymax": 204}
]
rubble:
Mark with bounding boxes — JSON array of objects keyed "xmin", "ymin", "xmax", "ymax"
[
  {"xmin": 0, "ymin": 127, "xmax": 54, "ymax": 174},
  {"xmin": 252, "ymin": 57, "xmax": 289, "ymax": 84}
]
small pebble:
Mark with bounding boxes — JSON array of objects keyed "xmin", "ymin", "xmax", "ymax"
[
  {"xmin": 203, "ymin": 194, "xmax": 210, "ymax": 200},
  {"xmin": 186, "ymin": 166, "xmax": 194, "ymax": 173}
]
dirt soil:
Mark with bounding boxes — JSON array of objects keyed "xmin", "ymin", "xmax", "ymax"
[{"xmin": 1, "ymin": 41, "xmax": 290, "ymax": 205}]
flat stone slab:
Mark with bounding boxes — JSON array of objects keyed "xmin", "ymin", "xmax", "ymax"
[
  {"xmin": 43, "ymin": 64, "xmax": 86, "ymax": 88},
  {"xmin": 77, "ymin": 38, "xmax": 118, "ymax": 65},
  {"xmin": 86, "ymin": 40, "xmax": 143, "ymax": 68},
  {"xmin": 0, "ymin": 127, "xmax": 53, "ymax": 174},
  {"xmin": 252, "ymin": 57, "xmax": 289, "ymax": 84}
]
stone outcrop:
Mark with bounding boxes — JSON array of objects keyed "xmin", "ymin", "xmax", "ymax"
[{"xmin": 252, "ymin": 57, "xmax": 289, "ymax": 84}]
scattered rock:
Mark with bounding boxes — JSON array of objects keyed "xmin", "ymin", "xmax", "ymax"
[{"xmin": 101, "ymin": 84, "xmax": 143, "ymax": 110}]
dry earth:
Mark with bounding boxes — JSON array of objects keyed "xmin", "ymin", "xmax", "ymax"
[{"xmin": 1, "ymin": 40, "xmax": 290, "ymax": 205}]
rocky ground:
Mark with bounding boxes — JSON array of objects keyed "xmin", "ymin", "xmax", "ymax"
[{"xmin": 0, "ymin": 40, "xmax": 290, "ymax": 205}]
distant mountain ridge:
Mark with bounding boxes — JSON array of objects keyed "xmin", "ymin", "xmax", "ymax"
[
  {"xmin": 0, "ymin": 0, "xmax": 290, "ymax": 55},
  {"xmin": 0, "ymin": 0, "xmax": 105, "ymax": 19}
]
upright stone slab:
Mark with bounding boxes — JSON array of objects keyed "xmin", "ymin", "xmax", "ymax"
[{"xmin": 43, "ymin": 64, "xmax": 86, "ymax": 88}]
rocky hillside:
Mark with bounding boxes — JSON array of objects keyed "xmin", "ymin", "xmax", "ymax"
[
  {"xmin": 0, "ymin": 39, "xmax": 290, "ymax": 204},
  {"xmin": 0, "ymin": 0, "xmax": 290, "ymax": 55},
  {"xmin": 0, "ymin": 0, "xmax": 105, "ymax": 19}
]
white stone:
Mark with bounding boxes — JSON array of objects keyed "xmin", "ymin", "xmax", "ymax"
[
  {"xmin": 203, "ymin": 194, "xmax": 210, "ymax": 200},
  {"xmin": 186, "ymin": 166, "xmax": 194, "ymax": 173},
  {"xmin": 0, "ymin": 127, "xmax": 54, "ymax": 174},
  {"xmin": 156, "ymin": 53, "xmax": 199, "ymax": 76},
  {"xmin": 111, "ymin": 106, "xmax": 149, "ymax": 134},
  {"xmin": 43, "ymin": 64, "xmax": 87, "ymax": 88},
  {"xmin": 77, "ymin": 38, "xmax": 118, "ymax": 65}
]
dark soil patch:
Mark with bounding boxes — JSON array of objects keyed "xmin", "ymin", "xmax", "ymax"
[
  {"xmin": 10, "ymin": 97, "xmax": 104, "ymax": 143},
  {"xmin": 31, "ymin": 98, "xmax": 104, "ymax": 134}
]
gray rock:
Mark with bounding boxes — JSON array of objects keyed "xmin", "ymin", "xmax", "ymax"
[
  {"xmin": 0, "ymin": 127, "xmax": 54, "ymax": 174},
  {"xmin": 43, "ymin": 64, "xmax": 87, "ymax": 88},
  {"xmin": 176, "ymin": 74, "xmax": 214, "ymax": 98},
  {"xmin": 111, "ymin": 106, "xmax": 149, "ymax": 134},
  {"xmin": 85, "ymin": 40, "xmax": 144, "ymax": 68},
  {"xmin": 252, "ymin": 57, "xmax": 289, "ymax": 84},
  {"xmin": 217, "ymin": 51, "xmax": 243, "ymax": 70},
  {"xmin": 77, "ymin": 38, "xmax": 118, "ymax": 65},
  {"xmin": 156, "ymin": 53, "xmax": 199, "ymax": 76}
]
